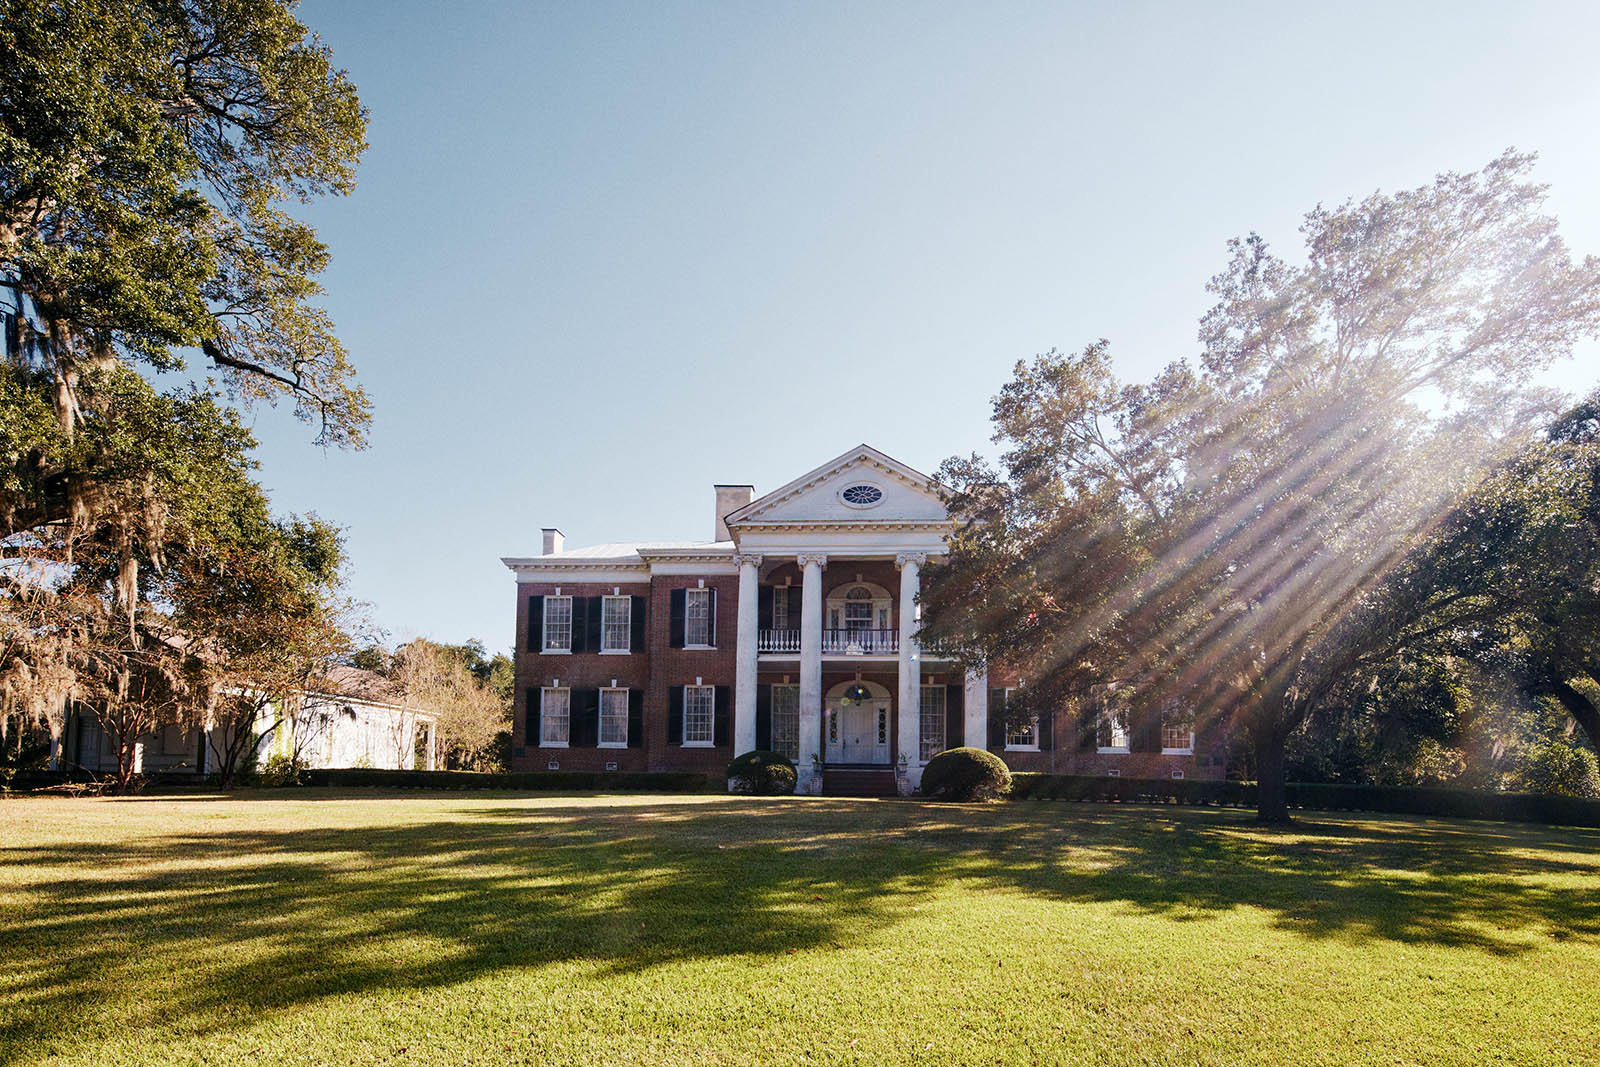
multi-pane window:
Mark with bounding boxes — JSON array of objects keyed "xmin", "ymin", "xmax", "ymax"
[
  {"xmin": 772, "ymin": 586, "xmax": 790, "ymax": 630},
  {"xmin": 684, "ymin": 685, "xmax": 715, "ymax": 745},
  {"xmin": 920, "ymin": 685, "xmax": 946, "ymax": 760},
  {"xmin": 542, "ymin": 596, "xmax": 572, "ymax": 652},
  {"xmin": 540, "ymin": 687, "xmax": 570, "ymax": 746},
  {"xmin": 685, "ymin": 589, "xmax": 712, "ymax": 647},
  {"xmin": 996, "ymin": 687, "xmax": 1037, "ymax": 749},
  {"xmin": 1161, "ymin": 704, "xmax": 1194, "ymax": 753},
  {"xmin": 1097, "ymin": 693, "xmax": 1131, "ymax": 751},
  {"xmin": 601, "ymin": 596, "xmax": 631, "ymax": 652},
  {"xmin": 771, "ymin": 685, "xmax": 799, "ymax": 760},
  {"xmin": 600, "ymin": 688, "xmax": 629, "ymax": 747}
]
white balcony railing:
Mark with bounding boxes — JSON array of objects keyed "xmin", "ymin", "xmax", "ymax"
[{"xmin": 757, "ymin": 628, "xmax": 900, "ymax": 655}]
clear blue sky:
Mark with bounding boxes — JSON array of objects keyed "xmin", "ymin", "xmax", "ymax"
[{"xmin": 251, "ymin": 0, "xmax": 1600, "ymax": 655}]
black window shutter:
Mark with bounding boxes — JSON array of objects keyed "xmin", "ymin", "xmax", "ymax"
[
  {"xmin": 946, "ymin": 683, "xmax": 964, "ymax": 751},
  {"xmin": 584, "ymin": 596, "xmax": 603, "ymax": 652},
  {"xmin": 630, "ymin": 596, "xmax": 647, "ymax": 651},
  {"xmin": 669, "ymin": 589, "xmax": 686, "ymax": 648},
  {"xmin": 1131, "ymin": 704, "xmax": 1159, "ymax": 753},
  {"xmin": 756, "ymin": 684, "xmax": 772, "ymax": 750},
  {"xmin": 573, "ymin": 689, "xmax": 599, "ymax": 747},
  {"xmin": 988, "ymin": 688, "xmax": 1006, "ymax": 750},
  {"xmin": 667, "ymin": 686, "xmax": 683, "ymax": 744},
  {"xmin": 707, "ymin": 588, "xmax": 718, "ymax": 647},
  {"xmin": 758, "ymin": 586, "xmax": 773, "ymax": 630},
  {"xmin": 627, "ymin": 689, "xmax": 644, "ymax": 747},
  {"xmin": 713, "ymin": 685, "xmax": 731, "ymax": 747},
  {"xmin": 526, "ymin": 687, "xmax": 541, "ymax": 745},
  {"xmin": 1038, "ymin": 706, "xmax": 1054, "ymax": 750},
  {"xmin": 569, "ymin": 596, "xmax": 588, "ymax": 653},
  {"xmin": 527, "ymin": 596, "xmax": 544, "ymax": 652}
]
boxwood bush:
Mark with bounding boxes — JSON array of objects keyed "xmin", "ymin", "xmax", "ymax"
[
  {"xmin": 921, "ymin": 746, "xmax": 1013, "ymax": 801},
  {"xmin": 726, "ymin": 750, "xmax": 797, "ymax": 795}
]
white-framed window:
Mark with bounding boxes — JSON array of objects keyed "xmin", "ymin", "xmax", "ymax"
[
  {"xmin": 542, "ymin": 596, "xmax": 572, "ymax": 653},
  {"xmin": 1161, "ymin": 704, "xmax": 1195, "ymax": 754},
  {"xmin": 684, "ymin": 685, "xmax": 715, "ymax": 746},
  {"xmin": 920, "ymin": 684, "xmax": 946, "ymax": 761},
  {"xmin": 599, "ymin": 688, "xmax": 629, "ymax": 747},
  {"xmin": 1097, "ymin": 693, "xmax": 1130, "ymax": 753},
  {"xmin": 999, "ymin": 687, "xmax": 1038, "ymax": 751},
  {"xmin": 540, "ymin": 687, "xmax": 570, "ymax": 747},
  {"xmin": 772, "ymin": 586, "xmax": 790, "ymax": 630},
  {"xmin": 601, "ymin": 596, "xmax": 631, "ymax": 653},
  {"xmin": 685, "ymin": 589, "xmax": 713, "ymax": 648},
  {"xmin": 771, "ymin": 685, "xmax": 799, "ymax": 760}
]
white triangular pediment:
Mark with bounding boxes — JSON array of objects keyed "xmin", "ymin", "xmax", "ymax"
[{"xmin": 727, "ymin": 445, "xmax": 949, "ymax": 526}]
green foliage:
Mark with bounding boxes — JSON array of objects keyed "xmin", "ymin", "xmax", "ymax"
[
  {"xmin": 1007, "ymin": 773, "xmax": 1600, "ymax": 826},
  {"xmin": 1509, "ymin": 743, "xmax": 1600, "ymax": 799},
  {"xmin": 300, "ymin": 767, "xmax": 710, "ymax": 792},
  {"xmin": 725, "ymin": 751, "xmax": 797, "ymax": 795},
  {"xmin": 920, "ymin": 746, "xmax": 1012, "ymax": 801},
  {"xmin": 1, "ymin": 0, "xmax": 370, "ymax": 444},
  {"xmin": 256, "ymin": 753, "xmax": 309, "ymax": 788},
  {"xmin": 923, "ymin": 153, "xmax": 1600, "ymax": 823}
]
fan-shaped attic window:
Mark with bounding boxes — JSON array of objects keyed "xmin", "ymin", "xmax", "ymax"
[{"xmin": 841, "ymin": 484, "xmax": 882, "ymax": 507}]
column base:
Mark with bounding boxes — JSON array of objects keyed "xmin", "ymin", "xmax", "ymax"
[
  {"xmin": 796, "ymin": 764, "xmax": 824, "ymax": 795},
  {"xmin": 897, "ymin": 763, "xmax": 924, "ymax": 796}
]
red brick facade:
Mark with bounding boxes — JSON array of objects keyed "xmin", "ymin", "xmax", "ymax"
[{"xmin": 512, "ymin": 573, "xmax": 1223, "ymax": 780}]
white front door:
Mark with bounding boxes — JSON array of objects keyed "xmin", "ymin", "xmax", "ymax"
[{"xmin": 828, "ymin": 700, "xmax": 890, "ymax": 764}]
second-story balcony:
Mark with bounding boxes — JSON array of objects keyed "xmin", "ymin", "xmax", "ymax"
[{"xmin": 758, "ymin": 628, "xmax": 901, "ymax": 655}]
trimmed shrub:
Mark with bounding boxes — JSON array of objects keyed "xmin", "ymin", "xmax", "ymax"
[
  {"xmin": 726, "ymin": 750, "xmax": 797, "ymax": 795},
  {"xmin": 921, "ymin": 746, "xmax": 1012, "ymax": 801},
  {"xmin": 1003, "ymin": 773, "xmax": 1600, "ymax": 827},
  {"xmin": 298, "ymin": 768, "xmax": 710, "ymax": 792},
  {"xmin": 257, "ymin": 754, "xmax": 309, "ymax": 787}
]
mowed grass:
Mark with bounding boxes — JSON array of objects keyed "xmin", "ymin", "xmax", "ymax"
[{"xmin": 2, "ymin": 794, "xmax": 1598, "ymax": 1067}]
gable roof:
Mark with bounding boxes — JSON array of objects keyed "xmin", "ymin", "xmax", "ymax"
[{"xmin": 723, "ymin": 443, "xmax": 947, "ymax": 527}]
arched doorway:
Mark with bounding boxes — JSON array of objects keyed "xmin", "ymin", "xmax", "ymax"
[{"xmin": 825, "ymin": 679, "xmax": 891, "ymax": 764}]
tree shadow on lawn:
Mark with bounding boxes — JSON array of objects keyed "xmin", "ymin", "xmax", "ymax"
[{"xmin": 3, "ymin": 796, "xmax": 1598, "ymax": 1057}]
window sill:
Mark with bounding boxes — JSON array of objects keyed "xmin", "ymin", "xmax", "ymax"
[
  {"xmin": 682, "ymin": 740, "xmax": 714, "ymax": 748},
  {"xmin": 540, "ymin": 741, "xmax": 569, "ymax": 749},
  {"xmin": 1005, "ymin": 744, "xmax": 1040, "ymax": 752},
  {"xmin": 1097, "ymin": 747, "xmax": 1130, "ymax": 754},
  {"xmin": 539, "ymin": 649, "xmax": 571, "ymax": 656},
  {"xmin": 1162, "ymin": 747, "xmax": 1194, "ymax": 756},
  {"xmin": 682, "ymin": 644, "xmax": 717, "ymax": 651},
  {"xmin": 598, "ymin": 649, "xmax": 632, "ymax": 655},
  {"xmin": 598, "ymin": 741, "xmax": 628, "ymax": 749}
]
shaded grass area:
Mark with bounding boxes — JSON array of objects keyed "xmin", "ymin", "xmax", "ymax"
[{"xmin": 2, "ymin": 792, "xmax": 1598, "ymax": 1065}]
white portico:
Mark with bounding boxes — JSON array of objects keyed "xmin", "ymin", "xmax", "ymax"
[{"xmin": 723, "ymin": 444, "xmax": 989, "ymax": 794}]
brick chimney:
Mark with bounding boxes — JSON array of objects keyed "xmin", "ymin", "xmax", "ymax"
[
  {"xmin": 713, "ymin": 485, "xmax": 753, "ymax": 541},
  {"xmin": 541, "ymin": 528, "xmax": 564, "ymax": 555}
]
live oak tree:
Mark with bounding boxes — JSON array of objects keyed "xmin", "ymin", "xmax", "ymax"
[
  {"xmin": 1, "ymin": 0, "xmax": 367, "ymax": 775},
  {"xmin": 922, "ymin": 152, "xmax": 1600, "ymax": 822}
]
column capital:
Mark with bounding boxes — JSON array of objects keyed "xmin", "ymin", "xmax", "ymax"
[
  {"xmin": 732, "ymin": 553, "xmax": 763, "ymax": 568},
  {"xmin": 796, "ymin": 553, "xmax": 829, "ymax": 569},
  {"xmin": 895, "ymin": 552, "xmax": 928, "ymax": 570}
]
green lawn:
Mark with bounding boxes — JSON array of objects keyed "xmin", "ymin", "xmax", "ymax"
[{"xmin": 2, "ymin": 792, "xmax": 1597, "ymax": 1066}]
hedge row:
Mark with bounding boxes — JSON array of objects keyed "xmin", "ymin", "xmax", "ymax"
[
  {"xmin": 299, "ymin": 767, "xmax": 711, "ymax": 793},
  {"xmin": 1007, "ymin": 773, "xmax": 1600, "ymax": 827}
]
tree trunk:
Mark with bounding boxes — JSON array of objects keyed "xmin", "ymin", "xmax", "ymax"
[
  {"xmin": 1253, "ymin": 724, "xmax": 1292, "ymax": 825},
  {"xmin": 1551, "ymin": 681, "xmax": 1600, "ymax": 755}
]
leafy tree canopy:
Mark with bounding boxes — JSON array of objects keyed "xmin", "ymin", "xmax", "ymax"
[{"xmin": 923, "ymin": 152, "xmax": 1600, "ymax": 822}]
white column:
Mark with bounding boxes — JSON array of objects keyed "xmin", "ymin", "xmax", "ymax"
[
  {"xmin": 896, "ymin": 552, "xmax": 926, "ymax": 793},
  {"xmin": 964, "ymin": 668, "xmax": 989, "ymax": 749},
  {"xmin": 797, "ymin": 554, "xmax": 827, "ymax": 793},
  {"xmin": 732, "ymin": 553, "xmax": 762, "ymax": 758}
]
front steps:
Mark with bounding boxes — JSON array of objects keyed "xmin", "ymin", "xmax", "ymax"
[{"xmin": 821, "ymin": 764, "xmax": 899, "ymax": 797}]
